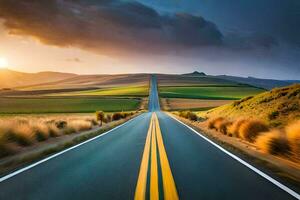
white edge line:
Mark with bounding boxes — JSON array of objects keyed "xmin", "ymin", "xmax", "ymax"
[
  {"xmin": 0, "ymin": 114, "xmax": 143, "ymax": 183},
  {"xmin": 169, "ymin": 114, "xmax": 300, "ymax": 200}
]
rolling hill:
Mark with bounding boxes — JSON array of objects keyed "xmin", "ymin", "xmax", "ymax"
[
  {"xmin": 201, "ymin": 84, "xmax": 300, "ymax": 127},
  {"xmin": 20, "ymin": 73, "xmax": 150, "ymax": 90},
  {"xmin": 217, "ymin": 75, "xmax": 299, "ymax": 90},
  {"xmin": 0, "ymin": 69, "xmax": 77, "ymax": 89},
  {"xmin": 157, "ymin": 73, "xmax": 238, "ymax": 86}
]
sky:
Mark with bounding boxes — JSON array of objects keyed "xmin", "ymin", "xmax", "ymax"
[{"xmin": 0, "ymin": 0, "xmax": 299, "ymax": 79}]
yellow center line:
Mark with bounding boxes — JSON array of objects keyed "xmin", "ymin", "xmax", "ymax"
[
  {"xmin": 134, "ymin": 114, "xmax": 154, "ymax": 200},
  {"xmin": 135, "ymin": 113, "xmax": 179, "ymax": 200},
  {"xmin": 154, "ymin": 113, "xmax": 179, "ymax": 200},
  {"xmin": 150, "ymin": 116, "xmax": 159, "ymax": 200}
]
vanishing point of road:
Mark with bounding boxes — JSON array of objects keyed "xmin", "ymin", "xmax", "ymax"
[{"xmin": 0, "ymin": 75, "xmax": 299, "ymax": 200}]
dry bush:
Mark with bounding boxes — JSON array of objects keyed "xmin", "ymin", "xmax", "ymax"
[
  {"xmin": 216, "ymin": 120, "xmax": 232, "ymax": 135},
  {"xmin": 0, "ymin": 115, "xmax": 97, "ymax": 152},
  {"xmin": 256, "ymin": 130, "xmax": 291, "ymax": 156},
  {"xmin": 239, "ymin": 120, "xmax": 269, "ymax": 142},
  {"xmin": 228, "ymin": 119, "xmax": 247, "ymax": 137},
  {"xmin": 47, "ymin": 123, "xmax": 61, "ymax": 137},
  {"xmin": 0, "ymin": 126, "xmax": 17, "ymax": 157},
  {"xmin": 105, "ymin": 114, "xmax": 112, "ymax": 123},
  {"xmin": 112, "ymin": 112, "xmax": 133, "ymax": 121},
  {"xmin": 112, "ymin": 112, "xmax": 123, "ymax": 121},
  {"xmin": 208, "ymin": 117, "xmax": 224, "ymax": 129},
  {"xmin": 286, "ymin": 120, "xmax": 300, "ymax": 160},
  {"xmin": 9, "ymin": 123, "xmax": 36, "ymax": 146},
  {"xmin": 66, "ymin": 120, "xmax": 93, "ymax": 133},
  {"xmin": 32, "ymin": 123, "xmax": 50, "ymax": 141}
]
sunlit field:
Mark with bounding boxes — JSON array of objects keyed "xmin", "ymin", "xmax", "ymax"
[
  {"xmin": 54, "ymin": 85, "xmax": 149, "ymax": 97},
  {"xmin": 159, "ymin": 85, "xmax": 265, "ymax": 100},
  {"xmin": 0, "ymin": 97, "xmax": 140, "ymax": 114}
]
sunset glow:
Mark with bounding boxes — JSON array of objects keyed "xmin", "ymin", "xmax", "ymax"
[{"xmin": 0, "ymin": 57, "xmax": 8, "ymax": 68}]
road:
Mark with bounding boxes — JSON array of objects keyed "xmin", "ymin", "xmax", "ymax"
[{"xmin": 0, "ymin": 75, "xmax": 299, "ymax": 200}]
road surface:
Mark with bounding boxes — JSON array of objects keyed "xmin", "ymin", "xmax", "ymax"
[{"xmin": 0, "ymin": 75, "xmax": 298, "ymax": 200}]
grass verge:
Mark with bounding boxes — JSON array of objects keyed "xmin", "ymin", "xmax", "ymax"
[
  {"xmin": 0, "ymin": 113, "xmax": 141, "ymax": 176},
  {"xmin": 171, "ymin": 112, "xmax": 300, "ymax": 191}
]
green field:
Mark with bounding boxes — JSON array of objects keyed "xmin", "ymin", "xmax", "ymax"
[
  {"xmin": 54, "ymin": 86, "xmax": 149, "ymax": 97},
  {"xmin": 159, "ymin": 86, "xmax": 265, "ymax": 100},
  {"xmin": 0, "ymin": 97, "xmax": 140, "ymax": 114}
]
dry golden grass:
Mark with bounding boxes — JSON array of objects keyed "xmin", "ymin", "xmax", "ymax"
[
  {"xmin": 0, "ymin": 112, "xmax": 135, "ymax": 158},
  {"xmin": 208, "ymin": 117, "xmax": 224, "ymax": 129},
  {"xmin": 67, "ymin": 120, "xmax": 93, "ymax": 132},
  {"xmin": 228, "ymin": 119, "xmax": 247, "ymax": 137},
  {"xmin": 286, "ymin": 120, "xmax": 300, "ymax": 160},
  {"xmin": 164, "ymin": 98, "xmax": 232, "ymax": 110},
  {"xmin": 216, "ymin": 120, "xmax": 232, "ymax": 135},
  {"xmin": 256, "ymin": 130, "xmax": 291, "ymax": 156},
  {"xmin": 239, "ymin": 120, "xmax": 269, "ymax": 142},
  {"xmin": 200, "ymin": 84, "xmax": 300, "ymax": 128},
  {"xmin": 0, "ymin": 115, "xmax": 97, "ymax": 157}
]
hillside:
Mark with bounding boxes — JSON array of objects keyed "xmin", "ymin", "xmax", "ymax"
[
  {"xmin": 218, "ymin": 75, "xmax": 299, "ymax": 90},
  {"xmin": 0, "ymin": 69, "xmax": 77, "ymax": 89},
  {"xmin": 21, "ymin": 73, "xmax": 150, "ymax": 90},
  {"xmin": 201, "ymin": 84, "xmax": 300, "ymax": 127}
]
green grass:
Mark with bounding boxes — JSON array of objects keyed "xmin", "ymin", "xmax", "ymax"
[
  {"xmin": 0, "ymin": 97, "xmax": 140, "ymax": 114},
  {"xmin": 159, "ymin": 86, "xmax": 265, "ymax": 100},
  {"xmin": 54, "ymin": 86, "xmax": 149, "ymax": 97}
]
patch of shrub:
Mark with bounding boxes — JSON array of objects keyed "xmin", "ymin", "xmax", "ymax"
[
  {"xmin": 67, "ymin": 120, "xmax": 93, "ymax": 132},
  {"xmin": 0, "ymin": 132, "xmax": 16, "ymax": 158},
  {"xmin": 111, "ymin": 112, "xmax": 133, "ymax": 121},
  {"xmin": 34, "ymin": 125, "xmax": 49, "ymax": 141},
  {"xmin": 208, "ymin": 117, "xmax": 224, "ymax": 130},
  {"xmin": 178, "ymin": 111, "xmax": 197, "ymax": 121},
  {"xmin": 216, "ymin": 120, "xmax": 232, "ymax": 135},
  {"xmin": 87, "ymin": 118, "xmax": 98, "ymax": 126},
  {"xmin": 256, "ymin": 130, "xmax": 291, "ymax": 156},
  {"xmin": 228, "ymin": 119, "xmax": 247, "ymax": 137},
  {"xmin": 55, "ymin": 120, "xmax": 67, "ymax": 129},
  {"xmin": 239, "ymin": 120, "xmax": 269, "ymax": 142},
  {"xmin": 9, "ymin": 124, "xmax": 35, "ymax": 146},
  {"xmin": 268, "ymin": 111, "xmax": 279, "ymax": 120},
  {"xmin": 112, "ymin": 112, "xmax": 123, "ymax": 121},
  {"xmin": 106, "ymin": 114, "xmax": 112, "ymax": 123},
  {"xmin": 96, "ymin": 111, "xmax": 105, "ymax": 126},
  {"xmin": 48, "ymin": 124, "xmax": 61, "ymax": 137},
  {"xmin": 286, "ymin": 120, "xmax": 300, "ymax": 161},
  {"xmin": 288, "ymin": 89, "xmax": 300, "ymax": 98}
]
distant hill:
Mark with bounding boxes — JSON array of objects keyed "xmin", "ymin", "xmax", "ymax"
[
  {"xmin": 0, "ymin": 69, "xmax": 77, "ymax": 89},
  {"xmin": 217, "ymin": 75, "xmax": 299, "ymax": 90},
  {"xmin": 183, "ymin": 71, "xmax": 207, "ymax": 76},
  {"xmin": 202, "ymin": 84, "xmax": 300, "ymax": 127},
  {"xmin": 157, "ymin": 74, "xmax": 237, "ymax": 86}
]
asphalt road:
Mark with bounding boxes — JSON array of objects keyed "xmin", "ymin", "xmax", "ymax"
[{"xmin": 0, "ymin": 75, "xmax": 298, "ymax": 200}]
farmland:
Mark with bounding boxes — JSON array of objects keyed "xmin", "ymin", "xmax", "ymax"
[
  {"xmin": 0, "ymin": 74, "xmax": 149, "ymax": 114},
  {"xmin": 0, "ymin": 97, "xmax": 140, "ymax": 114},
  {"xmin": 161, "ymin": 98, "xmax": 233, "ymax": 111},
  {"xmin": 54, "ymin": 86, "xmax": 149, "ymax": 97},
  {"xmin": 156, "ymin": 73, "xmax": 266, "ymax": 111},
  {"xmin": 159, "ymin": 85, "xmax": 264, "ymax": 100}
]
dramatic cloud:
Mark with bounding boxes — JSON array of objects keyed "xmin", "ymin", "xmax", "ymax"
[{"xmin": 0, "ymin": 0, "xmax": 222, "ymax": 56}]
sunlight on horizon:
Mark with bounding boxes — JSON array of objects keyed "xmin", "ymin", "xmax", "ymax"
[{"xmin": 0, "ymin": 57, "xmax": 8, "ymax": 68}]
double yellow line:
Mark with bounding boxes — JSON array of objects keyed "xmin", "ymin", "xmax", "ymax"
[{"xmin": 135, "ymin": 113, "xmax": 179, "ymax": 200}]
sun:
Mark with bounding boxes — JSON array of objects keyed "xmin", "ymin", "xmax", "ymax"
[{"xmin": 0, "ymin": 57, "xmax": 8, "ymax": 68}]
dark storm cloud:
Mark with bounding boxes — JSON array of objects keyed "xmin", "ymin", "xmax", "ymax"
[{"xmin": 0, "ymin": 0, "xmax": 222, "ymax": 55}]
